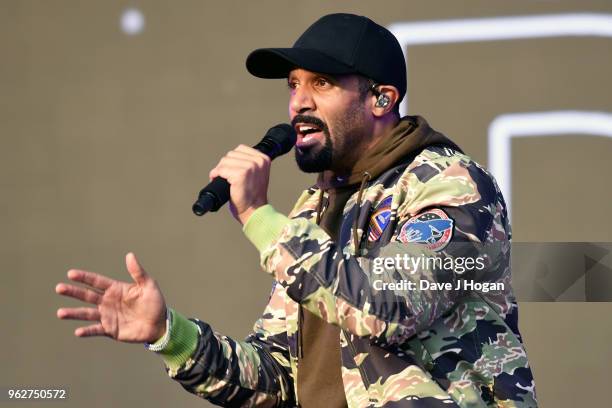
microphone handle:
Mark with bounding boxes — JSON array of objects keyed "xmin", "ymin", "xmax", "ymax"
[{"xmin": 192, "ymin": 177, "xmax": 230, "ymax": 216}]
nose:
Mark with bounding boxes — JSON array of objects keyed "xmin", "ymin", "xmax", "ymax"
[{"xmin": 289, "ymin": 86, "xmax": 315, "ymax": 115}]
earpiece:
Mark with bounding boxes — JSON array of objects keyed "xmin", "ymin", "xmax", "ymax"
[
  {"xmin": 375, "ymin": 94, "xmax": 390, "ymax": 108},
  {"xmin": 370, "ymin": 81, "xmax": 391, "ymax": 108}
]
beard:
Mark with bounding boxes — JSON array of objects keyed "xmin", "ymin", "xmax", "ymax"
[
  {"xmin": 294, "ymin": 131, "xmax": 333, "ymax": 173},
  {"xmin": 292, "ymin": 113, "xmax": 334, "ymax": 173},
  {"xmin": 292, "ymin": 100, "xmax": 369, "ymax": 174}
]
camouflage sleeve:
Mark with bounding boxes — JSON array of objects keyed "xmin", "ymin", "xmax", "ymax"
[
  {"xmin": 244, "ymin": 153, "xmax": 506, "ymax": 346},
  {"xmin": 158, "ymin": 283, "xmax": 295, "ymax": 407}
]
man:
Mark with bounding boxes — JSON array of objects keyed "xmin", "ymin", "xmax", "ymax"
[{"xmin": 56, "ymin": 13, "xmax": 537, "ymax": 407}]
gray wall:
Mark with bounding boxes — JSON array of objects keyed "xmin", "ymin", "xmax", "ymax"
[{"xmin": 2, "ymin": 1, "xmax": 611, "ymax": 407}]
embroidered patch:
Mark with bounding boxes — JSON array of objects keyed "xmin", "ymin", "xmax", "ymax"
[
  {"xmin": 397, "ymin": 208, "xmax": 454, "ymax": 251},
  {"xmin": 268, "ymin": 281, "xmax": 277, "ymax": 300},
  {"xmin": 368, "ymin": 196, "xmax": 393, "ymax": 241}
]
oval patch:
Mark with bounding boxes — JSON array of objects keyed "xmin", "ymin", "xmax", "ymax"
[{"xmin": 397, "ymin": 208, "xmax": 454, "ymax": 251}]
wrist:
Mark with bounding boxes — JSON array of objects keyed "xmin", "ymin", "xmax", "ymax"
[
  {"xmin": 238, "ymin": 202, "xmax": 267, "ymax": 225},
  {"xmin": 144, "ymin": 307, "xmax": 171, "ymax": 352},
  {"xmin": 242, "ymin": 204, "xmax": 291, "ymax": 253},
  {"xmin": 153, "ymin": 309, "xmax": 200, "ymax": 371},
  {"xmin": 151, "ymin": 307, "xmax": 168, "ymax": 342}
]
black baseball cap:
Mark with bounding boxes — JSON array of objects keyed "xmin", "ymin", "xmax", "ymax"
[{"xmin": 246, "ymin": 13, "xmax": 407, "ymax": 103}]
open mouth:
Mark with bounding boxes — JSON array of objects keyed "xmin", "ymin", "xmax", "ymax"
[{"xmin": 295, "ymin": 123, "xmax": 324, "ymax": 149}]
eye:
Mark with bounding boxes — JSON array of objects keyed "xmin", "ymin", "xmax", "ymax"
[
  {"xmin": 314, "ymin": 77, "xmax": 329, "ymax": 87},
  {"xmin": 287, "ymin": 80, "xmax": 298, "ymax": 90}
]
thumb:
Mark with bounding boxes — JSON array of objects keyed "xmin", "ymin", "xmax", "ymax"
[{"xmin": 125, "ymin": 252, "xmax": 150, "ymax": 285}]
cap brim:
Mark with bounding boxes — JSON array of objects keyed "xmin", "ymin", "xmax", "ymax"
[{"xmin": 246, "ymin": 48, "xmax": 355, "ymax": 78}]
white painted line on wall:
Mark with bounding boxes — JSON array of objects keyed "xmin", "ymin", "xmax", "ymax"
[
  {"xmin": 388, "ymin": 13, "xmax": 612, "ymax": 114},
  {"xmin": 488, "ymin": 111, "xmax": 612, "ymax": 217}
]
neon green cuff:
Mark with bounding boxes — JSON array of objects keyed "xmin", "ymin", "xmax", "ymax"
[
  {"xmin": 157, "ymin": 308, "xmax": 199, "ymax": 370},
  {"xmin": 243, "ymin": 204, "xmax": 291, "ymax": 253}
]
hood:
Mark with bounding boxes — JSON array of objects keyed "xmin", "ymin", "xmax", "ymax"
[{"xmin": 317, "ymin": 115, "xmax": 463, "ymax": 190}]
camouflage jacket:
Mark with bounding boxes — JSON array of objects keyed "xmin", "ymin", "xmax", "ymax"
[{"xmin": 160, "ymin": 144, "xmax": 537, "ymax": 407}]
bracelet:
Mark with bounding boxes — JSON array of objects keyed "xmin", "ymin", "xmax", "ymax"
[{"xmin": 144, "ymin": 308, "xmax": 172, "ymax": 352}]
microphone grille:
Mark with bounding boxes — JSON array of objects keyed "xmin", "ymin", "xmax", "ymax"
[{"xmin": 266, "ymin": 123, "xmax": 297, "ymax": 155}]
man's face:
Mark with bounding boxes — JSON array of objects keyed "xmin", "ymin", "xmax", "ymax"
[{"xmin": 288, "ymin": 69, "xmax": 373, "ymax": 174}]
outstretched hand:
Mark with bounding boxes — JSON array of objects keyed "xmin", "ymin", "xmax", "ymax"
[{"xmin": 56, "ymin": 253, "xmax": 167, "ymax": 343}]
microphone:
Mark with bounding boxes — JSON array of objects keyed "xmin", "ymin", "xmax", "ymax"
[{"xmin": 192, "ymin": 123, "xmax": 297, "ymax": 216}]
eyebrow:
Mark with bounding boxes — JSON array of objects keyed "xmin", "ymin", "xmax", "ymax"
[{"xmin": 287, "ymin": 72, "xmax": 340, "ymax": 83}]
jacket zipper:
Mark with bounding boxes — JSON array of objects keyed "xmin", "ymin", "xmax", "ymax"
[
  {"xmin": 345, "ymin": 173, "xmax": 372, "ymax": 387},
  {"xmin": 299, "ymin": 181, "xmax": 372, "ymax": 396},
  {"xmin": 342, "ymin": 328, "xmax": 371, "ymax": 388}
]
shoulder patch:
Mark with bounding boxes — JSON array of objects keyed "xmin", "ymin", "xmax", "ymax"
[
  {"xmin": 397, "ymin": 208, "xmax": 454, "ymax": 251},
  {"xmin": 268, "ymin": 281, "xmax": 278, "ymax": 300},
  {"xmin": 367, "ymin": 196, "xmax": 393, "ymax": 241}
]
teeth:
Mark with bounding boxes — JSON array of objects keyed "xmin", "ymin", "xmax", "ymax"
[{"xmin": 298, "ymin": 125, "xmax": 319, "ymax": 133}]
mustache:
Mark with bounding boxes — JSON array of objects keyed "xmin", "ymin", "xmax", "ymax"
[{"xmin": 291, "ymin": 114, "xmax": 328, "ymax": 132}]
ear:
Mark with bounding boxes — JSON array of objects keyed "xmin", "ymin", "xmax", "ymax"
[{"xmin": 370, "ymin": 85, "xmax": 400, "ymax": 118}]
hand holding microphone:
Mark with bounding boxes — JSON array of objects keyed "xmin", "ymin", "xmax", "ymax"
[
  {"xmin": 208, "ymin": 144, "xmax": 271, "ymax": 225},
  {"xmin": 194, "ymin": 124, "xmax": 296, "ymax": 224}
]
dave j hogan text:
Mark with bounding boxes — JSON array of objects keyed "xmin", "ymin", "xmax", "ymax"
[{"xmin": 372, "ymin": 279, "xmax": 504, "ymax": 293}]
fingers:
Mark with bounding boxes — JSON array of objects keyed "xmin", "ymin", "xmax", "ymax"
[
  {"xmin": 57, "ymin": 307, "xmax": 101, "ymax": 321},
  {"xmin": 209, "ymin": 158, "xmax": 251, "ymax": 181},
  {"xmin": 67, "ymin": 269, "xmax": 114, "ymax": 291},
  {"xmin": 234, "ymin": 144, "xmax": 269, "ymax": 160},
  {"xmin": 209, "ymin": 145, "xmax": 271, "ymax": 181},
  {"xmin": 55, "ymin": 283, "xmax": 102, "ymax": 305},
  {"xmin": 125, "ymin": 252, "xmax": 149, "ymax": 285},
  {"xmin": 75, "ymin": 323, "xmax": 107, "ymax": 338},
  {"xmin": 233, "ymin": 145, "xmax": 271, "ymax": 167},
  {"xmin": 225, "ymin": 150, "xmax": 260, "ymax": 161}
]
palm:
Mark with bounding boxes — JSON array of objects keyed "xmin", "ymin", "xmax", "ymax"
[
  {"xmin": 99, "ymin": 280, "xmax": 165, "ymax": 342},
  {"xmin": 56, "ymin": 253, "xmax": 167, "ymax": 343}
]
